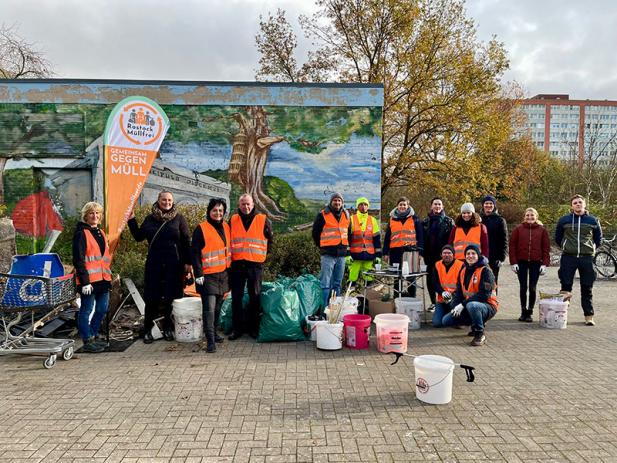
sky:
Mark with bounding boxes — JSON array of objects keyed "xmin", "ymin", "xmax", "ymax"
[{"xmin": 1, "ymin": 0, "xmax": 617, "ymax": 100}]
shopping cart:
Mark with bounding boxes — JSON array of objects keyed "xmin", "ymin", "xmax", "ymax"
[{"xmin": 0, "ymin": 253, "xmax": 76, "ymax": 369}]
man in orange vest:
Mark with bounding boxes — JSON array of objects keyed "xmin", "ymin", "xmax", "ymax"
[
  {"xmin": 347, "ymin": 197, "xmax": 381, "ymax": 288},
  {"xmin": 431, "ymin": 245, "xmax": 464, "ymax": 327},
  {"xmin": 228, "ymin": 194, "xmax": 273, "ymax": 340},
  {"xmin": 312, "ymin": 192, "xmax": 350, "ymax": 308},
  {"xmin": 441, "ymin": 244, "xmax": 498, "ymax": 346}
]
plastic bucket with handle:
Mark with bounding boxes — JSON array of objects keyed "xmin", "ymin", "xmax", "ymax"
[
  {"xmin": 413, "ymin": 355, "xmax": 455, "ymax": 404},
  {"xmin": 172, "ymin": 297, "xmax": 203, "ymax": 342},
  {"xmin": 343, "ymin": 314, "xmax": 371, "ymax": 349}
]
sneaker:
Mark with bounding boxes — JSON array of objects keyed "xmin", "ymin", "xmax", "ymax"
[
  {"xmin": 214, "ymin": 334, "xmax": 224, "ymax": 343},
  {"xmin": 470, "ymin": 333, "xmax": 486, "ymax": 346},
  {"xmin": 143, "ymin": 332, "xmax": 154, "ymax": 344},
  {"xmin": 584, "ymin": 315, "xmax": 595, "ymax": 326},
  {"xmin": 82, "ymin": 341, "xmax": 105, "ymax": 353},
  {"xmin": 206, "ymin": 341, "xmax": 216, "ymax": 353},
  {"xmin": 163, "ymin": 330, "xmax": 175, "ymax": 341},
  {"xmin": 428, "ymin": 304, "xmax": 435, "ymax": 313}
]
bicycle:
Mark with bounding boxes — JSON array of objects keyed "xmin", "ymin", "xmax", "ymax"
[{"xmin": 594, "ymin": 234, "xmax": 617, "ymax": 278}]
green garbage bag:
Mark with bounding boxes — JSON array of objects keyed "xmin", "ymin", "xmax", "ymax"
[
  {"xmin": 291, "ymin": 274, "xmax": 322, "ymax": 319},
  {"xmin": 218, "ymin": 291, "xmax": 249, "ymax": 335},
  {"xmin": 257, "ymin": 280, "xmax": 305, "ymax": 342}
]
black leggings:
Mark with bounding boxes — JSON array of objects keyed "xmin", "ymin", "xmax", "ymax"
[{"xmin": 517, "ymin": 261, "xmax": 541, "ymax": 311}]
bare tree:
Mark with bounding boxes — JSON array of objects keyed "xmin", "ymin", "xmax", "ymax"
[{"xmin": 0, "ymin": 24, "xmax": 53, "ymax": 79}]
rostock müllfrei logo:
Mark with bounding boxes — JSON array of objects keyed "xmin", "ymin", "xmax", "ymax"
[{"xmin": 119, "ymin": 102, "xmax": 164, "ymax": 146}]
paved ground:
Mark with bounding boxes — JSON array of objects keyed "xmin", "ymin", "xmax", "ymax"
[{"xmin": 1, "ymin": 266, "xmax": 617, "ymax": 463}]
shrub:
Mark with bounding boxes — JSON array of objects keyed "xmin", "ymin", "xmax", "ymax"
[{"xmin": 264, "ymin": 230, "xmax": 321, "ymax": 280}]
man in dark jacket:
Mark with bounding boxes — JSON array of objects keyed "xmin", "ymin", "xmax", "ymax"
[
  {"xmin": 312, "ymin": 192, "xmax": 350, "ymax": 308},
  {"xmin": 441, "ymin": 244, "xmax": 498, "ymax": 346},
  {"xmin": 422, "ymin": 197, "xmax": 454, "ymax": 307},
  {"xmin": 480, "ymin": 195, "xmax": 508, "ymax": 286},
  {"xmin": 555, "ymin": 194, "xmax": 602, "ymax": 326}
]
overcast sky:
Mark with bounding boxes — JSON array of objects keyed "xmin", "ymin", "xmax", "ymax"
[{"xmin": 2, "ymin": 0, "xmax": 616, "ymax": 100}]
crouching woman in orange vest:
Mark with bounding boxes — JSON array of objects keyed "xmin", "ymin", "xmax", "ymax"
[
  {"xmin": 191, "ymin": 198, "xmax": 230, "ymax": 353},
  {"xmin": 442, "ymin": 244, "xmax": 498, "ymax": 346},
  {"xmin": 72, "ymin": 202, "xmax": 111, "ymax": 353}
]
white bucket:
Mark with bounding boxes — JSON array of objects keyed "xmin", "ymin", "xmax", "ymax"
[
  {"xmin": 395, "ymin": 297, "xmax": 423, "ymax": 330},
  {"xmin": 374, "ymin": 313, "xmax": 410, "ymax": 353},
  {"xmin": 539, "ymin": 300, "xmax": 568, "ymax": 329},
  {"xmin": 306, "ymin": 316, "xmax": 326, "ymax": 342},
  {"xmin": 324, "ymin": 296, "xmax": 358, "ymax": 323},
  {"xmin": 413, "ymin": 355, "xmax": 455, "ymax": 405},
  {"xmin": 316, "ymin": 322, "xmax": 343, "ymax": 350},
  {"xmin": 172, "ymin": 297, "xmax": 203, "ymax": 342}
]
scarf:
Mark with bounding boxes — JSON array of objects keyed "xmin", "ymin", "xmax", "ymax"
[{"xmin": 151, "ymin": 202, "xmax": 178, "ymax": 223}]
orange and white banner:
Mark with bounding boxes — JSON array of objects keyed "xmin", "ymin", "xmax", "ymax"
[{"xmin": 103, "ymin": 96, "xmax": 170, "ymax": 256}]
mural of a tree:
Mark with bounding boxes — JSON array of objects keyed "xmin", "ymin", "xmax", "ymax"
[{"xmin": 165, "ymin": 105, "xmax": 382, "ymax": 220}]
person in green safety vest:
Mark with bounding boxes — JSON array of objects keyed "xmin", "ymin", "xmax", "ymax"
[{"xmin": 347, "ymin": 197, "xmax": 382, "ymax": 288}]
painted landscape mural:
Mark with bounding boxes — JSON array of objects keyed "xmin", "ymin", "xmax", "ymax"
[{"xmin": 0, "ymin": 81, "xmax": 383, "ymax": 253}]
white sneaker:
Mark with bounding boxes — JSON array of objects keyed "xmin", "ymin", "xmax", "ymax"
[{"xmin": 584, "ymin": 315, "xmax": 595, "ymax": 326}]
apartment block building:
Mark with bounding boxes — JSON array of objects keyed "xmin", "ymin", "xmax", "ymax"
[{"xmin": 519, "ymin": 94, "xmax": 617, "ymax": 165}]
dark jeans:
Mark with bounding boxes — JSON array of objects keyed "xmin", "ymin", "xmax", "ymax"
[
  {"xmin": 200, "ymin": 291, "xmax": 223, "ymax": 341},
  {"xmin": 558, "ymin": 254, "xmax": 595, "ymax": 316},
  {"xmin": 78, "ymin": 291, "xmax": 110, "ymax": 341},
  {"xmin": 489, "ymin": 260, "xmax": 501, "ymax": 287},
  {"xmin": 231, "ymin": 263, "xmax": 263, "ymax": 335},
  {"xmin": 517, "ymin": 261, "xmax": 541, "ymax": 312},
  {"xmin": 425, "ymin": 258, "xmax": 437, "ymax": 305}
]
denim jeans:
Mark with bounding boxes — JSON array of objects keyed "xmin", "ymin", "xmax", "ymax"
[
  {"xmin": 441, "ymin": 301, "xmax": 496, "ymax": 333},
  {"xmin": 432, "ymin": 301, "xmax": 452, "ymax": 327},
  {"xmin": 319, "ymin": 255, "xmax": 346, "ymax": 307},
  {"xmin": 78, "ymin": 291, "xmax": 110, "ymax": 341}
]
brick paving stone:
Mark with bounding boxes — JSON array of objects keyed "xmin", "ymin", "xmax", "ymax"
[{"xmin": 1, "ymin": 268, "xmax": 617, "ymax": 462}]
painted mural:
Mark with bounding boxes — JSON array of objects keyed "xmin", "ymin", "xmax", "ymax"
[{"xmin": 0, "ymin": 81, "xmax": 383, "ymax": 253}]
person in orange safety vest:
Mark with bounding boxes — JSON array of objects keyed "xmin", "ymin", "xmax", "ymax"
[
  {"xmin": 441, "ymin": 244, "xmax": 498, "ymax": 346},
  {"xmin": 191, "ymin": 198, "xmax": 231, "ymax": 352},
  {"xmin": 448, "ymin": 202, "xmax": 489, "ymax": 261},
  {"xmin": 72, "ymin": 201, "xmax": 111, "ymax": 354},
  {"xmin": 228, "ymin": 194, "xmax": 273, "ymax": 341},
  {"xmin": 312, "ymin": 192, "xmax": 350, "ymax": 308},
  {"xmin": 431, "ymin": 245, "xmax": 464, "ymax": 327}
]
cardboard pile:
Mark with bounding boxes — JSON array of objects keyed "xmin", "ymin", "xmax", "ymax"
[{"xmin": 365, "ymin": 286, "xmax": 394, "ymax": 318}]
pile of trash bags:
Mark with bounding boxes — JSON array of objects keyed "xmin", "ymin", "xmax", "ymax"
[{"xmin": 218, "ymin": 274, "xmax": 321, "ymax": 342}]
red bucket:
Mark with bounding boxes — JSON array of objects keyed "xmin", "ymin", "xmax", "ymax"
[{"xmin": 343, "ymin": 314, "xmax": 371, "ymax": 349}]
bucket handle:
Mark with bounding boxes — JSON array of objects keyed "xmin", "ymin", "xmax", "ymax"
[{"xmin": 389, "ymin": 353, "xmax": 475, "ymax": 383}]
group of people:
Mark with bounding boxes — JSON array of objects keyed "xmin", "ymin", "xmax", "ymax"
[
  {"xmin": 72, "ymin": 191, "xmax": 272, "ymax": 353},
  {"xmin": 72, "ymin": 190, "xmax": 602, "ymax": 353},
  {"xmin": 313, "ymin": 192, "xmax": 602, "ymax": 347}
]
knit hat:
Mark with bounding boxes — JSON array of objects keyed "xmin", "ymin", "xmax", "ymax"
[
  {"xmin": 464, "ymin": 244, "xmax": 481, "ymax": 258},
  {"xmin": 441, "ymin": 244, "xmax": 455, "ymax": 254},
  {"xmin": 330, "ymin": 192, "xmax": 344, "ymax": 203},
  {"xmin": 460, "ymin": 202, "xmax": 475, "ymax": 213},
  {"xmin": 356, "ymin": 197, "xmax": 370, "ymax": 208},
  {"xmin": 482, "ymin": 195, "xmax": 497, "ymax": 207}
]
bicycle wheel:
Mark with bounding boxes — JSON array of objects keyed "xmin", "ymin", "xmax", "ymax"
[{"xmin": 594, "ymin": 250, "xmax": 617, "ymax": 278}]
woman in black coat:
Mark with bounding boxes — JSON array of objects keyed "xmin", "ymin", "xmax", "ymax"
[
  {"xmin": 128, "ymin": 191, "xmax": 191, "ymax": 343},
  {"xmin": 191, "ymin": 198, "xmax": 229, "ymax": 353}
]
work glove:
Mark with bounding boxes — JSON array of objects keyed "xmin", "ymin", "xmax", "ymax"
[
  {"xmin": 345, "ymin": 256, "xmax": 353, "ymax": 266},
  {"xmin": 539, "ymin": 265, "xmax": 547, "ymax": 276},
  {"xmin": 441, "ymin": 291, "xmax": 452, "ymax": 301},
  {"xmin": 374, "ymin": 257, "xmax": 382, "ymax": 266},
  {"xmin": 451, "ymin": 303, "xmax": 464, "ymax": 317},
  {"xmin": 511, "ymin": 264, "xmax": 519, "ymax": 274},
  {"xmin": 195, "ymin": 276, "xmax": 205, "ymax": 286},
  {"xmin": 81, "ymin": 284, "xmax": 93, "ymax": 295}
]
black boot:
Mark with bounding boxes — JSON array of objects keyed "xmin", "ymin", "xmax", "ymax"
[
  {"xmin": 523, "ymin": 310, "xmax": 533, "ymax": 323},
  {"xmin": 518, "ymin": 309, "xmax": 527, "ymax": 322}
]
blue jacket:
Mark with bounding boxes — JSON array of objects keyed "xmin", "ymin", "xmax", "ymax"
[{"xmin": 554, "ymin": 212, "xmax": 602, "ymax": 257}]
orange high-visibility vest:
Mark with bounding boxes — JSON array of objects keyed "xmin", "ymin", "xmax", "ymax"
[
  {"xmin": 200, "ymin": 221, "xmax": 231, "ymax": 274},
  {"xmin": 435, "ymin": 259, "xmax": 464, "ymax": 302},
  {"xmin": 453, "ymin": 225, "xmax": 481, "ymax": 260},
  {"xmin": 76, "ymin": 228, "xmax": 112, "ymax": 285},
  {"xmin": 389, "ymin": 218, "xmax": 416, "ymax": 248},
  {"xmin": 230, "ymin": 213, "xmax": 268, "ymax": 263},
  {"xmin": 459, "ymin": 266, "xmax": 499, "ymax": 310},
  {"xmin": 319, "ymin": 210, "xmax": 349, "ymax": 247},
  {"xmin": 350, "ymin": 214, "xmax": 376, "ymax": 255}
]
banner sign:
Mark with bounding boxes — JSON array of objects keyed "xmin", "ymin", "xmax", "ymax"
[{"xmin": 103, "ymin": 96, "xmax": 170, "ymax": 255}]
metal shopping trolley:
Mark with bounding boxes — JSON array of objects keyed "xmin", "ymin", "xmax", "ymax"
[{"xmin": 0, "ymin": 253, "xmax": 76, "ymax": 369}]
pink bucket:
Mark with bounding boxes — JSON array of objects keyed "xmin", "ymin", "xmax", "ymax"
[{"xmin": 343, "ymin": 314, "xmax": 371, "ymax": 349}]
